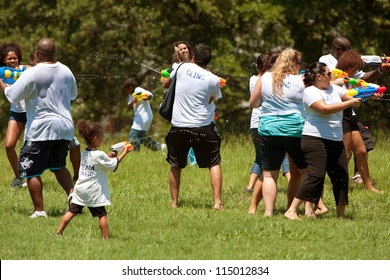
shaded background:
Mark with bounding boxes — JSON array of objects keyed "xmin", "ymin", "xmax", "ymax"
[{"xmin": 1, "ymin": 0, "xmax": 389, "ymax": 138}]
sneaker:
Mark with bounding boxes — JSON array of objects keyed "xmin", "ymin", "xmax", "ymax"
[
  {"xmin": 10, "ymin": 178, "xmax": 27, "ymax": 189},
  {"xmin": 352, "ymin": 173, "xmax": 363, "ymax": 184},
  {"xmin": 30, "ymin": 211, "xmax": 48, "ymax": 219}
]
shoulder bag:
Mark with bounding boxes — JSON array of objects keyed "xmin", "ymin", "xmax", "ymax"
[{"xmin": 159, "ymin": 63, "xmax": 184, "ymax": 121}]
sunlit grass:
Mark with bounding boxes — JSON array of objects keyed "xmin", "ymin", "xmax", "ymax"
[{"xmin": 1, "ymin": 133, "xmax": 389, "ymax": 260}]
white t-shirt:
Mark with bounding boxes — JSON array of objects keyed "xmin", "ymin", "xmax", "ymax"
[
  {"xmin": 170, "ymin": 63, "xmax": 222, "ymax": 127},
  {"xmin": 319, "ymin": 53, "xmax": 364, "ymax": 79},
  {"xmin": 128, "ymin": 86, "xmax": 153, "ymax": 131},
  {"xmin": 72, "ymin": 149, "xmax": 119, "ymax": 207},
  {"xmin": 303, "ymin": 84, "xmax": 347, "ymax": 141},
  {"xmin": 4, "ymin": 62, "xmax": 77, "ymax": 141},
  {"xmin": 260, "ymin": 71, "xmax": 305, "ymax": 116},
  {"xmin": 249, "ymin": 75, "xmax": 261, "ymax": 129}
]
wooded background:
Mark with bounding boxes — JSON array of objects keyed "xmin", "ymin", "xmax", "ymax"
[{"xmin": 1, "ymin": 0, "xmax": 390, "ymax": 137}]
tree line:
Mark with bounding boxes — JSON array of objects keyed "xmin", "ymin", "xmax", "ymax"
[{"xmin": 1, "ymin": 0, "xmax": 390, "ymax": 138}]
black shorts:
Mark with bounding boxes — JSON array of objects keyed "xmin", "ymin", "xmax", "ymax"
[
  {"xmin": 19, "ymin": 140, "xmax": 70, "ymax": 178},
  {"xmin": 9, "ymin": 111, "xmax": 27, "ymax": 123},
  {"xmin": 165, "ymin": 124, "xmax": 221, "ymax": 168},
  {"xmin": 342, "ymin": 110, "xmax": 360, "ymax": 133},
  {"xmin": 69, "ymin": 203, "xmax": 107, "ymax": 217},
  {"xmin": 260, "ymin": 135, "xmax": 306, "ymax": 170}
]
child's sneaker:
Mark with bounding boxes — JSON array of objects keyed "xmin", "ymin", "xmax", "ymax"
[
  {"xmin": 30, "ymin": 211, "xmax": 48, "ymax": 219},
  {"xmin": 352, "ymin": 173, "xmax": 363, "ymax": 184},
  {"xmin": 10, "ymin": 178, "xmax": 27, "ymax": 189}
]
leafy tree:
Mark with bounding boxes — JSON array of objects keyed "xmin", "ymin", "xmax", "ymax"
[{"xmin": 1, "ymin": 0, "xmax": 390, "ymax": 137}]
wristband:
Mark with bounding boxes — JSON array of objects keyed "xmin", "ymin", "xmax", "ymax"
[{"xmin": 377, "ymin": 67, "xmax": 384, "ymax": 74}]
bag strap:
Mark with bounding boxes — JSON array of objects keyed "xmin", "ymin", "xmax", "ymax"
[{"xmin": 171, "ymin": 62, "xmax": 185, "ymax": 81}]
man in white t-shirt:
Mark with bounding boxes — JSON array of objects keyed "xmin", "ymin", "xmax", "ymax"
[
  {"xmin": 162, "ymin": 43, "xmax": 223, "ymax": 210},
  {"xmin": 319, "ymin": 36, "xmax": 385, "ymax": 80},
  {"xmin": 0, "ymin": 38, "xmax": 77, "ymax": 218},
  {"xmin": 123, "ymin": 78, "xmax": 165, "ymax": 152}
]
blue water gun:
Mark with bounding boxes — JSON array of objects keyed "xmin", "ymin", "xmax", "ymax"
[
  {"xmin": 0, "ymin": 66, "xmax": 24, "ymax": 84},
  {"xmin": 347, "ymin": 86, "xmax": 387, "ymax": 101}
]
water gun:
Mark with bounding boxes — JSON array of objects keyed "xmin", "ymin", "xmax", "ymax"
[
  {"xmin": 219, "ymin": 77, "xmax": 227, "ymax": 87},
  {"xmin": 161, "ymin": 67, "xmax": 227, "ymax": 87},
  {"xmin": 110, "ymin": 141, "xmax": 133, "ymax": 156},
  {"xmin": 361, "ymin": 55, "xmax": 390, "ymax": 67},
  {"xmin": 188, "ymin": 147, "xmax": 197, "ymax": 166},
  {"xmin": 332, "ymin": 68, "xmax": 349, "ymax": 79},
  {"xmin": 0, "ymin": 66, "xmax": 24, "ymax": 84},
  {"xmin": 344, "ymin": 77, "xmax": 368, "ymax": 87},
  {"xmin": 161, "ymin": 68, "xmax": 173, "ymax": 79},
  {"xmin": 347, "ymin": 86, "xmax": 387, "ymax": 100},
  {"xmin": 132, "ymin": 91, "xmax": 150, "ymax": 101}
]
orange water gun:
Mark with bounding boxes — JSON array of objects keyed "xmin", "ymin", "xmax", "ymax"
[{"xmin": 110, "ymin": 141, "xmax": 133, "ymax": 156}]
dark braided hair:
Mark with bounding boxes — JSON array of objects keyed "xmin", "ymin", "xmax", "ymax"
[{"xmin": 303, "ymin": 62, "xmax": 328, "ymax": 87}]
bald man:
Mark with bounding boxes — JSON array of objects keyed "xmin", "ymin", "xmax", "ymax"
[{"xmin": 1, "ymin": 38, "xmax": 78, "ymax": 218}]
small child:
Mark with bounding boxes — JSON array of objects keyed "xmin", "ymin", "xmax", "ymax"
[{"xmin": 56, "ymin": 120, "xmax": 130, "ymax": 239}]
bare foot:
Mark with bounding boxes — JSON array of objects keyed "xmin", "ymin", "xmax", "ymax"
[
  {"xmin": 304, "ymin": 212, "xmax": 316, "ymax": 219},
  {"xmin": 284, "ymin": 211, "xmax": 302, "ymax": 221},
  {"xmin": 214, "ymin": 203, "xmax": 224, "ymax": 210},
  {"xmin": 171, "ymin": 202, "xmax": 178, "ymax": 208},
  {"xmin": 248, "ymin": 206, "xmax": 257, "ymax": 214},
  {"xmin": 367, "ymin": 187, "xmax": 384, "ymax": 194},
  {"xmin": 314, "ymin": 207, "xmax": 329, "ymax": 215}
]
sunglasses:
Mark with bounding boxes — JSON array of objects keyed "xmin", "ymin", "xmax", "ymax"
[{"xmin": 321, "ymin": 72, "xmax": 332, "ymax": 78}]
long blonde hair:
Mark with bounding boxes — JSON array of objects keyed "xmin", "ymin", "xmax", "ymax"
[{"xmin": 270, "ymin": 48, "xmax": 302, "ymax": 94}]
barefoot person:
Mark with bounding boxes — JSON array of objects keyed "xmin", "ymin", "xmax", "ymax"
[
  {"xmin": 162, "ymin": 43, "xmax": 223, "ymax": 210},
  {"xmin": 284, "ymin": 62, "xmax": 361, "ymax": 220}
]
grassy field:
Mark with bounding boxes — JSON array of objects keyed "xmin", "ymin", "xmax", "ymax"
[{"xmin": 1, "ymin": 133, "xmax": 389, "ymax": 260}]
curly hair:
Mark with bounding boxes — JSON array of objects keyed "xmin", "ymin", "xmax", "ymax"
[
  {"xmin": 77, "ymin": 120, "xmax": 104, "ymax": 146},
  {"xmin": 270, "ymin": 48, "xmax": 302, "ymax": 94},
  {"xmin": 336, "ymin": 49, "xmax": 364, "ymax": 73},
  {"xmin": 0, "ymin": 42, "xmax": 23, "ymax": 67}
]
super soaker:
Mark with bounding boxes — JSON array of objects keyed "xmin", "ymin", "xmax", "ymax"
[
  {"xmin": 0, "ymin": 66, "xmax": 24, "ymax": 84},
  {"xmin": 110, "ymin": 141, "xmax": 133, "ymax": 156},
  {"xmin": 347, "ymin": 86, "xmax": 387, "ymax": 100}
]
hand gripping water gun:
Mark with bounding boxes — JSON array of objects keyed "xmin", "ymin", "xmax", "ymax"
[
  {"xmin": 110, "ymin": 141, "xmax": 133, "ymax": 156},
  {"xmin": 161, "ymin": 67, "xmax": 227, "ymax": 87},
  {"xmin": 347, "ymin": 86, "xmax": 387, "ymax": 100},
  {"xmin": 0, "ymin": 66, "xmax": 24, "ymax": 84},
  {"xmin": 361, "ymin": 55, "xmax": 390, "ymax": 67},
  {"xmin": 132, "ymin": 91, "xmax": 150, "ymax": 101},
  {"xmin": 161, "ymin": 68, "xmax": 173, "ymax": 79}
]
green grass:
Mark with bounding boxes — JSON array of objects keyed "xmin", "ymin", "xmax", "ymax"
[{"xmin": 1, "ymin": 133, "xmax": 389, "ymax": 260}]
